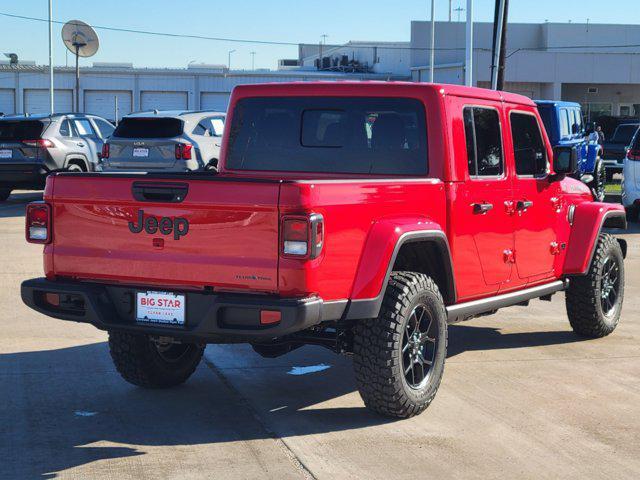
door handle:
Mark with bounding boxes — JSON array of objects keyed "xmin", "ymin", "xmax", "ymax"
[
  {"xmin": 76, "ymin": 142, "xmax": 85, "ymax": 147},
  {"xmin": 472, "ymin": 202, "xmax": 494, "ymax": 214},
  {"xmin": 516, "ymin": 200, "xmax": 534, "ymax": 211}
]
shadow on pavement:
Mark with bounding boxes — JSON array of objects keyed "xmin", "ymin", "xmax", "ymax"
[
  {"xmin": 0, "ymin": 191, "xmax": 43, "ymax": 219},
  {"xmin": 0, "ymin": 322, "xmax": 590, "ymax": 477}
]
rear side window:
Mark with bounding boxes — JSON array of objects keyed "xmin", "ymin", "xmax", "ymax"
[
  {"xmin": 510, "ymin": 112, "xmax": 547, "ymax": 176},
  {"xmin": 226, "ymin": 97, "xmax": 427, "ymax": 175},
  {"xmin": 463, "ymin": 107, "xmax": 503, "ymax": 177},
  {"xmin": 59, "ymin": 119, "xmax": 75, "ymax": 137},
  {"xmin": 113, "ymin": 118, "xmax": 183, "ymax": 138},
  {"xmin": 0, "ymin": 120, "xmax": 47, "ymax": 141}
]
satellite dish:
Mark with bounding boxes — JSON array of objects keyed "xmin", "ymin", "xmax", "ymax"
[
  {"xmin": 61, "ymin": 20, "xmax": 99, "ymax": 112},
  {"xmin": 62, "ymin": 20, "xmax": 99, "ymax": 57}
]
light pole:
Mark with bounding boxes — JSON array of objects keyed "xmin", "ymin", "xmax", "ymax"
[
  {"xmin": 429, "ymin": 0, "xmax": 435, "ymax": 83},
  {"xmin": 228, "ymin": 49, "xmax": 235, "ymax": 70},
  {"xmin": 465, "ymin": 0, "xmax": 473, "ymax": 86},
  {"xmin": 250, "ymin": 51, "xmax": 256, "ymax": 70},
  {"xmin": 319, "ymin": 34, "xmax": 328, "ymax": 69},
  {"xmin": 48, "ymin": 0, "xmax": 54, "ymax": 114}
]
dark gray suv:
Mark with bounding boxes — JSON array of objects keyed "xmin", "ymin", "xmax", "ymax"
[{"xmin": 0, "ymin": 113, "xmax": 115, "ymax": 201}]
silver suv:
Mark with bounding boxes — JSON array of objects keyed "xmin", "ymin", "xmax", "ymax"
[
  {"xmin": 99, "ymin": 110, "xmax": 226, "ymax": 172},
  {"xmin": 0, "ymin": 113, "xmax": 115, "ymax": 201}
]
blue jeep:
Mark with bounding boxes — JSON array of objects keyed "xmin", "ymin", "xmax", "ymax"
[{"xmin": 536, "ymin": 100, "xmax": 605, "ymax": 201}]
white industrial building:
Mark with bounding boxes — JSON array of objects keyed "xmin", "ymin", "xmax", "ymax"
[
  {"xmin": 0, "ymin": 63, "xmax": 400, "ymax": 120},
  {"xmin": 2, "ymin": 20, "xmax": 639, "ymax": 123}
]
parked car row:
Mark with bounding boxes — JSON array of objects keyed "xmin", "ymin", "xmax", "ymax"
[{"xmin": 0, "ymin": 109, "xmax": 225, "ymax": 200}]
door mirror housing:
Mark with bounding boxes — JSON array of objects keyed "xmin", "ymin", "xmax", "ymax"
[{"xmin": 552, "ymin": 146, "xmax": 578, "ymax": 179}]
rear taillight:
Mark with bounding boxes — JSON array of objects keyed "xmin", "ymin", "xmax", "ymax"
[
  {"xmin": 627, "ymin": 149, "xmax": 640, "ymax": 161},
  {"xmin": 23, "ymin": 139, "xmax": 54, "ymax": 148},
  {"xmin": 26, "ymin": 202, "xmax": 51, "ymax": 244},
  {"xmin": 101, "ymin": 143, "xmax": 110, "ymax": 159},
  {"xmin": 175, "ymin": 143, "xmax": 192, "ymax": 160},
  {"xmin": 281, "ymin": 214, "xmax": 324, "ymax": 259}
]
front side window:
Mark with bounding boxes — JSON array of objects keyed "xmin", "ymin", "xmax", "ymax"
[
  {"xmin": 510, "ymin": 112, "xmax": 547, "ymax": 176},
  {"xmin": 94, "ymin": 119, "xmax": 115, "ymax": 138},
  {"xmin": 463, "ymin": 107, "xmax": 503, "ymax": 177},
  {"xmin": 559, "ymin": 109, "xmax": 570, "ymax": 138},
  {"xmin": 73, "ymin": 119, "xmax": 96, "ymax": 137},
  {"xmin": 226, "ymin": 97, "xmax": 427, "ymax": 175}
]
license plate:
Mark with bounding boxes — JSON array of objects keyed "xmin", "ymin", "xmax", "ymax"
[
  {"xmin": 0, "ymin": 149, "xmax": 12, "ymax": 159},
  {"xmin": 132, "ymin": 147, "xmax": 149, "ymax": 157},
  {"xmin": 136, "ymin": 291, "xmax": 185, "ymax": 326}
]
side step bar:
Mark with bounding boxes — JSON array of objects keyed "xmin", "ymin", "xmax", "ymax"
[{"xmin": 446, "ymin": 280, "xmax": 568, "ymax": 322}]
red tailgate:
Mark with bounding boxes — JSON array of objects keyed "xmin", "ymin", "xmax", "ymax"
[{"xmin": 48, "ymin": 175, "xmax": 280, "ymax": 293}]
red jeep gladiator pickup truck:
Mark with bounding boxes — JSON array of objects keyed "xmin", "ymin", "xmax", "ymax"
[{"xmin": 21, "ymin": 82, "xmax": 627, "ymax": 418}]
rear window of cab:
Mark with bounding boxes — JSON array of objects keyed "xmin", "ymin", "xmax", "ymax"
[{"xmin": 225, "ymin": 97, "xmax": 428, "ymax": 175}]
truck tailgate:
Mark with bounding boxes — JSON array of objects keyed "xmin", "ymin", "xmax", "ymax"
[{"xmin": 49, "ymin": 175, "xmax": 280, "ymax": 292}]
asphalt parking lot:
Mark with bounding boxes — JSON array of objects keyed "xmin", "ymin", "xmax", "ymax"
[{"xmin": 1, "ymin": 191, "xmax": 639, "ymax": 479}]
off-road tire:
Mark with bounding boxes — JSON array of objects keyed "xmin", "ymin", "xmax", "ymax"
[
  {"xmin": 108, "ymin": 331, "xmax": 204, "ymax": 388},
  {"xmin": 352, "ymin": 272, "xmax": 447, "ymax": 418},
  {"xmin": 566, "ymin": 233, "xmax": 624, "ymax": 338},
  {"xmin": 0, "ymin": 188, "xmax": 11, "ymax": 201},
  {"xmin": 590, "ymin": 160, "xmax": 606, "ymax": 202}
]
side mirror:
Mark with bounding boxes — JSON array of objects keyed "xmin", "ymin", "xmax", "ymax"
[{"xmin": 552, "ymin": 146, "xmax": 578, "ymax": 179}]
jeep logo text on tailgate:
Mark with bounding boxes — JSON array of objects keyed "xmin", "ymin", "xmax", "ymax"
[{"xmin": 128, "ymin": 210, "xmax": 189, "ymax": 240}]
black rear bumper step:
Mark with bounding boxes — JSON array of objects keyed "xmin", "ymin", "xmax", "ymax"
[{"xmin": 21, "ymin": 277, "xmax": 346, "ymax": 343}]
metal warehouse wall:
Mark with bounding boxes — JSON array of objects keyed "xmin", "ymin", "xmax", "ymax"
[{"xmin": 0, "ymin": 67, "xmax": 396, "ymax": 119}]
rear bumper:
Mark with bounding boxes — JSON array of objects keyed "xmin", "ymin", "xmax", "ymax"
[
  {"xmin": 0, "ymin": 162, "xmax": 47, "ymax": 188},
  {"xmin": 21, "ymin": 277, "xmax": 344, "ymax": 343}
]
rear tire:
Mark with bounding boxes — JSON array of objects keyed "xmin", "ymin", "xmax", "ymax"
[
  {"xmin": 352, "ymin": 272, "xmax": 447, "ymax": 418},
  {"xmin": 66, "ymin": 162, "xmax": 85, "ymax": 173},
  {"xmin": 0, "ymin": 188, "xmax": 11, "ymax": 201},
  {"xmin": 108, "ymin": 331, "xmax": 204, "ymax": 388},
  {"xmin": 566, "ymin": 234, "xmax": 624, "ymax": 338},
  {"xmin": 626, "ymin": 205, "xmax": 639, "ymax": 222}
]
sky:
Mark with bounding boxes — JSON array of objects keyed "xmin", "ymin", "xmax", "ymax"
[{"xmin": 0, "ymin": 0, "xmax": 637, "ymax": 70}]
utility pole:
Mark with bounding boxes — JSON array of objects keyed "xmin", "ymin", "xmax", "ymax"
[
  {"xmin": 454, "ymin": 6, "xmax": 464, "ymax": 22},
  {"xmin": 319, "ymin": 34, "xmax": 328, "ymax": 70},
  {"xmin": 465, "ymin": 0, "xmax": 473, "ymax": 86},
  {"xmin": 496, "ymin": 0, "xmax": 509, "ymax": 90},
  {"xmin": 490, "ymin": 0, "xmax": 505, "ymax": 90},
  {"xmin": 228, "ymin": 49, "xmax": 235, "ymax": 70},
  {"xmin": 429, "ymin": 0, "xmax": 436, "ymax": 82},
  {"xmin": 48, "ymin": 0, "xmax": 54, "ymax": 114},
  {"xmin": 250, "ymin": 51, "xmax": 256, "ymax": 70}
]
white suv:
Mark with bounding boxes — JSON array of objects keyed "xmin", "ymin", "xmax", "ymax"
[{"xmin": 622, "ymin": 131, "xmax": 640, "ymax": 221}]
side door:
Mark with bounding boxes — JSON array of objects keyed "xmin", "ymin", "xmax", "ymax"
[
  {"xmin": 453, "ymin": 104, "xmax": 515, "ymax": 295},
  {"xmin": 507, "ymin": 108, "xmax": 559, "ymax": 281},
  {"xmin": 56, "ymin": 118, "xmax": 86, "ymax": 165},
  {"xmin": 72, "ymin": 118, "xmax": 101, "ymax": 167}
]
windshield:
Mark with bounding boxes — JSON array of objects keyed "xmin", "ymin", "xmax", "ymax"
[
  {"xmin": 112, "ymin": 117, "xmax": 183, "ymax": 138},
  {"xmin": 225, "ymin": 97, "xmax": 428, "ymax": 175},
  {"xmin": 611, "ymin": 125, "xmax": 639, "ymax": 144},
  {"xmin": 0, "ymin": 120, "xmax": 48, "ymax": 141}
]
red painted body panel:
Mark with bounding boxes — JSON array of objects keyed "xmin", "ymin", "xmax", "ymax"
[
  {"xmin": 277, "ymin": 179, "xmax": 447, "ymax": 300},
  {"xmin": 32, "ymin": 81, "xmax": 622, "ymax": 312}
]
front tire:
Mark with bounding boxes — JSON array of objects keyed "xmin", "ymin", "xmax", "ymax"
[
  {"xmin": 0, "ymin": 188, "xmax": 11, "ymax": 201},
  {"xmin": 566, "ymin": 234, "xmax": 624, "ymax": 338},
  {"xmin": 353, "ymin": 272, "xmax": 447, "ymax": 418},
  {"xmin": 108, "ymin": 331, "xmax": 204, "ymax": 388}
]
